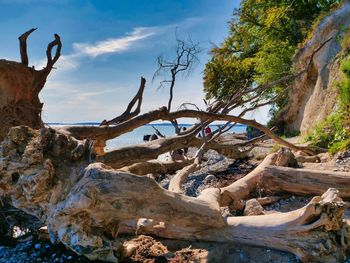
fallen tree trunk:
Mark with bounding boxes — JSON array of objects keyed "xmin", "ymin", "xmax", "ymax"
[
  {"xmin": 259, "ymin": 165, "xmax": 350, "ymax": 198},
  {"xmin": 122, "ymin": 188, "xmax": 350, "ymax": 263},
  {"xmin": 120, "ymin": 158, "xmax": 193, "ymax": 176},
  {"xmin": 58, "ymin": 109, "xmax": 313, "ymax": 156},
  {"xmin": 203, "ymin": 149, "xmax": 350, "ymax": 209},
  {"xmin": 97, "ymin": 128, "xmax": 255, "ymax": 169},
  {"xmin": 97, "ymin": 128, "xmax": 199, "ymax": 168},
  {"xmin": 1, "ymin": 127, "xmax": 349, "ymax": 262}
]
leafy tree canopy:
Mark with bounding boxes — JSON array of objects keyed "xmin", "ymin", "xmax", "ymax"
[{"xmin": 204, "ymin": 0, "xmax": 340, "ymax": 115}]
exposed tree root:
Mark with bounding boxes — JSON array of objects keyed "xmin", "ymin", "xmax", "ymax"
[
  {"xmin": 0, "ymin": 29, "xmax": 61, "ymax": 140},
  {"xmin": 1, "ymin": 127, "xmax": 350, "ymax": 262}
]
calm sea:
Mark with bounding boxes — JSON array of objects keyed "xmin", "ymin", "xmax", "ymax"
[{"xmin": 49, "ymin": 123, "xmax": 247, "ymax": 150}]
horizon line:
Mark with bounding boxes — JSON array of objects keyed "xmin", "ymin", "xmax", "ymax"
[{"xmin": 46, "ymin": 122, "xmax": 246, "ymax": 126}]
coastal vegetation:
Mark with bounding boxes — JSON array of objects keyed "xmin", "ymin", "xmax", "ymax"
[{"xmin": 204, "ymin": 0, "xmax": 340, "ymax": 126}]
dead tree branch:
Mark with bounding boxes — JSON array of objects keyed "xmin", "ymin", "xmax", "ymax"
[
  {"xmin": 45, "ymin": 34, "xmax": 61, "ymax": 70},
  {"xmin": 101, "ymin": 77, "xmax": 146, "ymax": 126},
  {"xmin": 18, "ymin": 28, "xmax": 37, "ymax": 66}
]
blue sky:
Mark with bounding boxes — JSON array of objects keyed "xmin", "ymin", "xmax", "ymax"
[{"xmin": 0, "ymin": 0, "xmax": 270, "ymax": 123}]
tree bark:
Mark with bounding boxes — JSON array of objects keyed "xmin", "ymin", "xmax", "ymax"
[
  {"xmin": 203, "ymin": 150, "xmax": 350, "ymax": 210},
  {"xmin": 59, "ymin": 109, "xmax": 315, "ymax": 156},
  {"xmin": 97, "ymin": 128, "xmax": 254, "ymax": 169},
  {"xmin": 120, "ymin": 159, "xmax": 194, "ymax": 176},
  {"xmin": 1, "ymin": 127, "xmax": 350, "ymax": 262}
]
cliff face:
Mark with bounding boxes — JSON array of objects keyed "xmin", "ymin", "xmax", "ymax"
[{"xmin": 282, "ymin": 2, "xmax": 350, "ymax": 135}]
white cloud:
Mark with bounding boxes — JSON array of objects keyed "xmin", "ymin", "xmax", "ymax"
[
  {"xmin": 32, "ymin": 18, "xmax": 203, "ymax": 73},
  {"xmin": 73, "ymin": 27, "xmax": 157, "ymax": 57},
  {"xmin": 32, "ymin": 26, "xmax": 159, "ymax": 71},
  {"xmin": 71, "ymin": 18, "xmax": 203, "ymax": 58}
]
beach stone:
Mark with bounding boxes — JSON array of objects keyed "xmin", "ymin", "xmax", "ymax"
[
  {"xmin": 204, "ymin": 174, "xmax": 216, "ymax": 182},
  {"xmin": 34, "ymin": 244, "xmax": 41, "ymax": 250},
  {"xmin": 244, "ymin": 199, "xmax": 264, "ymax": 216},
  {"xmin": 275, "ymin": 148, "xmax": 298, "ymax": 167},
  {"xmin": 318, "ymin": 152, "xmax": 330, "ymax": 162}
]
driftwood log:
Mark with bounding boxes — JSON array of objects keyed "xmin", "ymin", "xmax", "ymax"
[{"xmin": 1, "ymin": 126, "xmax": 350, "ymax": 262}]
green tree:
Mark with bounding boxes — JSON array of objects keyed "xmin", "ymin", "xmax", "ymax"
[{"xmin": 204, "ymin": 0, "xmax": 340, "ymax": 117}]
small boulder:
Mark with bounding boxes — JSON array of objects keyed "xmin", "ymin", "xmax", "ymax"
[
  {"xmin": 204, "ymin": 174, "xmax": 216, "ymax": 183},
  {"xmin": 244, "ymin": 198, "xmax": 264, "ymax": 216}
]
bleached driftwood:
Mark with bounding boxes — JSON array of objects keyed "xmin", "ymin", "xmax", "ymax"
[{"xmin": 1, "ymin": 126, "xmax": 350, "ymax": 262}]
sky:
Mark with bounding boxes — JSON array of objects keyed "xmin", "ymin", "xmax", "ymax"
[{"xmin": 0, "ymin": 0, "xmax": 270, "ymax": 124}]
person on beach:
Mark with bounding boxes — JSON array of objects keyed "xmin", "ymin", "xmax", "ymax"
[
  {"xmin": 182, "ymin": 127, "xmax": 189, "ymax": 156},
  {"xmin": 204, "ymin": 126, "xmax": 212, "ymax": 138},
  {"xmin": 246, "ymin": 126, "xmax": 253, "ymax": 140}
]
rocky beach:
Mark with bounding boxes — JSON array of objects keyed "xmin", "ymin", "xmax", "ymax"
[{"xmin": 1, "ymin": 133, "xmax": 349, "ymax": 263}]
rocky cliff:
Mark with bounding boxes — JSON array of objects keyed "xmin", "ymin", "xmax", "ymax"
[{"xmin": 281, "ymin": 2, "xmax": 350, "ymax": 135}]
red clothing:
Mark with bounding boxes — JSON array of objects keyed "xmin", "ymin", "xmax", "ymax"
[{"xmin": 204, "ymin": 126, "xmax": 212, "ymax": 136}]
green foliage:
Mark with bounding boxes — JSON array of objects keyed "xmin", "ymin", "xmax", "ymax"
[
  {"xmin": 329, "ymin": 139, "xmax": 350, "ymax": 155},
  {"xmin": 204, "ymin": 0, "xmax": 340, "ymax": 110},
  {"xmin": 282, "ymin": 130, "xmax": 300, "ymax": 138},
  {"xmin": 305, "ymin": 112, "xmax": 348, "ymax": 149},
  {"xmin": 339, "ymin": 59, "xmax": 350, "ymax": 108},
  {"xmin": 269, "ymin": 143, "xmax": 281, "ymax": 154}
]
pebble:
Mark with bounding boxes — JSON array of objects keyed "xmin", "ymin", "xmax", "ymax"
[
  {"xmin": 204, "ymin": 174, "xmax": 216, "ymax": 182},
  {"xmin": 335, "ymin": 150, "xmax": 350, "ymax": 172},
  {"xmin": 0, "ymin": 241, "xmax": 91, "ymax": 263}
]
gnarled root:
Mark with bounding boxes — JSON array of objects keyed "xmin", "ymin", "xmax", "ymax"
[{"xmin": 1, "ymin": 127, "xmax": 350, "ymax": 262}]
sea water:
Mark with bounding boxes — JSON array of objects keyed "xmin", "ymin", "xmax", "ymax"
[{"xmin": 49, "ymin": 123, "xmax": 247, "ymax": 150}]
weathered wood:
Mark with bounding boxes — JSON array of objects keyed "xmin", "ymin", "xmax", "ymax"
[
  {"xmin": 59, "ymin": 109, "xmax": 315, "ymax": 155},
  {"xmin": 259, "ymin": 165, "xmax": 350, "ymax": 198},
  {"xmin": 121, "ymin": 159, "xmax": 193, "ymax": 176},
  {"xmin": 97, "ymin": 129, "xmax": 253, "ymax": 169},
  {"xmin": 1, "ymin": 127, "xmax": 349, "ymax": 262},
  {"xmin": 101, "ymin": 77, "xmax": 146, "ymax": 126},
  {"xmin": 130, "ymin": 189, "xmax": 349, "ymax": 262},
  {"xmin": 206, "ymin": 149, "xmax": 350, "ymax": 209},
  {"xmin": 168, "ymin": 147, "xmax": 205, "ymax": 193}
]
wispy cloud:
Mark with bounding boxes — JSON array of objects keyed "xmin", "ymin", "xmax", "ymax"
[
  {"xmin": 73, "ymin": 27, "xmax": 157, "ymax": 57},
  {"xmin": 33, "ymin": 17, "xmax": 203, "ymax": 72},
  {"xmin": 33, "ymin": 26, "xmax": 158, "ymax": 71}
]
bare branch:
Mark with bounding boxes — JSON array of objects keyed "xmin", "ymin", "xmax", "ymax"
[
  {"xmin": 151, "ymin": 125, "xmax": 165, "ymax": 138},
  {"xmin": 153, "ymin": 36, "xmax": 201, "ymax": 112},
  {"xmin": 101, "ymin": 77, "xmax": 146, "ymax": 126},
  {"xmin": 18, "ymin": 28, "xmax": 37, "ymax": 66},
  {"xmin": 179, "ymin": 102, "xmax": 201, "ymax": 111},
  {"xmin": 45, "ymin": 33, "xmax": 62, "ymax": 69}
]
